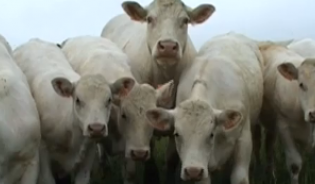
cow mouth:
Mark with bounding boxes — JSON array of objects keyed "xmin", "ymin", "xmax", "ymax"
[{"xmin": 155, "ymin": 57, "xmax": 179, "ymax": 67}]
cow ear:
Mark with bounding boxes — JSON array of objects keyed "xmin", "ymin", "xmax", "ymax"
[
  {"xmin": 146, "ymin": 108, "xmax": 175, "ymax": 131},
  {"xmin": 51, "ymin": 77, "xmax": 74, "ymax": 97},
  {"xmin": 277, "ymin": 62, "xmax": 298, "ymax": 81},
  {"xmin": 110, "ymin": 77, "xmax": 135, "ymax": 102},
  {"xmin": 215, "ymin": 109, "xmax": 242, "ymax": 131},
  {"xmin": 189, "ymin": 4, "xmax": 215, "ymax": 24},
  {"xmin": 156, "ymin": 80, "xmax": 175, "ymax": 109},
  {"xmin": 122, "ymin": 1, "xmax": 147, "ymax": 22}
]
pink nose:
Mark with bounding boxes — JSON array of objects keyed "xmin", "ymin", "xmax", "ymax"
[
  {"xmin": 157, "ymin": 40, "xmax": 178, "ymax": 57},
  {"xmin": 88, "ymin": 123, "xmax": 106, "ymax": 137},
  {"xmin": 130, "ymin": 149, "xmax": 149, "ymax": 161},
  {"xmin": 184, "ymin": 167, "xmax": 204, "ymax": 180}
]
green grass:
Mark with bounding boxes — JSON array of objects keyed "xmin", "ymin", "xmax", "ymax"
[{"xmin": 90, "ymin": 135, "xmax": 315, "ymax": 184}]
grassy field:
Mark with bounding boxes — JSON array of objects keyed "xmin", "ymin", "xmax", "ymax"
[{"xmin": 91, "ymin": 135, "xmax": 315, "ymax": 184}]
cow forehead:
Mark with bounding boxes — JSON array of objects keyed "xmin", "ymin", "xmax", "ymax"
[
  {"xmin": 175, "ymin": 100, "xmax": 215, "ymax": 130},
  {"xmin": 300, "ymin": 60, "xmax": 315, "ymax": 80},
  {"xmin": 121, "ymin": 85, "xmax": 156, "ymax": 108},
  {"xmin": 75, "ymin": 75, "xmax": 111, "ymax": 98},
  {"xmin": 150, "ymin": 0, "xmax": 187, "ymax": 16}
]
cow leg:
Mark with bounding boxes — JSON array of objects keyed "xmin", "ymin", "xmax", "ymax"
[
  {"xmin": 74, "ymin": 145, "xmax": 97, "ymax": 184},
  {"xmin": 144, "ymin": 139, "xmax": 160, "ymax": 184},
  {"xmin": 123, "ymin": 159, "xmax": 136, "ymax": 184},
  {"xmin": 277, "ymin": 118, "xmax": 301, "ymax": 184},
  {"xmin": 20, "ymin": 149, "xmax": 40, "ymax": 184},
  {"xmin": 37, "ymin": 144, "xmax": 55, "ymax": 184},
  {"xmin": 165, "ymin": 136, "xmax": 180, "ymax": 184},
  {"xmin": 230, "ymin": 122, "xmax": 252, "ymax": 184},
  {"xmin": 264, "ymin": 123, "xmax": 277, "ymax": 181},
  {"xmin": 251, "ymin": 122, "xmax": 261, "ymax": 163}
]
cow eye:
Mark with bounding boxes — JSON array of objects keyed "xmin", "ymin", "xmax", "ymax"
[
  {"xmin": 121, "ymin": 113, "xmax": 127, "ymax": 119},
  {"xmin": 299, "ymin": 82, "xmax": 307, "ymax": 91},
  {"xmin": 182, "ymin": 17, "xmax": 189, "ymax": 24},
  {"xmin": 107, "ymin": 98, "xmax": 112, "ymax": 105},
  {"xmin": 174, "ymin": 132, "xmax": 179, "ymax": 137},
  {"xmin": 146, "ymin": 16, "xmax": 153, "ymax": 23},
  {"xmin": 210, "ymin": 133, "xmax": 214, "ymax": 139},
  {"xmin": 76, "ymin": 97, "xmax": 81, "ymax": 105}
]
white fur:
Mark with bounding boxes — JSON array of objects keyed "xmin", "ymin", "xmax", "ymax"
[
  {"xmin": 60, "ymin": 35, "xmax": 175, "ymax": 184},
  {"xmin": 259, "ymin": 42, "xmax": 315, "ymax": 184},
  {"xmin": 13, "ymin": 38, "xmax": 112, "ymax": 184},
  {"xmin": 288, "ymin": 38, "xmax": 315, "ymax": 58},
  {"xmin": 147, "ymin": 32, "xmax": 264, "ymax": 184},
  {"xmin": 100, "ymin": 0, "xmax": 215, "ymax": 87},
  {"xmin": 0, "ymin": 35, "xmax": 41, "ymax": 184}
]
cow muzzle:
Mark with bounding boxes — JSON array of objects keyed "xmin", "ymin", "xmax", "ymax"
[
  {"xmin": 87, "ymin": 123, "xmax": 107, "ymax": 138},
  {"xmin": 183, "ymin": 166, "xmax": 204, "ymax": 181},
  {"xmin": 129, "ymin": 149, "xmax": 150, "ymax": 161}
]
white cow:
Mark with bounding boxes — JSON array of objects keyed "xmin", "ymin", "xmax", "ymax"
[
  {"xmin": 258, "ymin": 42, "xmax": 315, "ymax": 184},
  {"xmin": 101, "ymin": 0, "xmax": 216, "ymax": 88},
  {"xmin": 59, "ymin": 35, "xmax": 174, "ymax": 184},
  {"xmin": 13, "ymin": 38, "xmax": 129, "ymax": 184},
  {"xmin": 101, "ymin": 1, "xmax": 216, "ymax": 182},
  {"xmin": 146, "ymin": 33, "xmax": 264, "ymax": 184},
  {"xmin": 288, "ymin": 38, "xmax": 315, "ymax": 58},
  {"xmin": 0, "ymin": 35, "xmax": 41, "ymax": 184}
]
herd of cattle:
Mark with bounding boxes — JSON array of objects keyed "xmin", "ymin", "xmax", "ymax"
[{"xmin": 1, "ymin": 0, "xmax": 315, "ymax": 184}]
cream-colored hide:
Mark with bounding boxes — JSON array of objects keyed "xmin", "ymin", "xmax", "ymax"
[
  {"xmin": 60, "ymin": 35, "xmax": 174, "ymax": 161},
  {"xmin": 259, "ymin": 42, "xmax": 315, "ymax": 184},
  {"xmin": 101, "ymin": 0, "xmax": 216, "ymax": 88},
  {"xmin": 146, "ymin": 32, "xmax": 264, "ymax": 184},
  {"xmin": 13, "ymin": 38, "xmax": 124, "ymax": 184},
  {"xmin": 0, "ymin": 35, "xmax": 41, "ymax": 184},
  {"xmin": 288, "ymin": 38, "xmax": 315, "ymax": 58},
  {"xmin": 59, "ymin": 35, "xmax": 175, "ymax": 184}
]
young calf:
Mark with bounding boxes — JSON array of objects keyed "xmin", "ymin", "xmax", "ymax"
[
  {"xmin": 146, "ymin": 32, "xmax": 264, "ymax": 184},
  {"xmin": 13, "ymin": 38, "xmax": 129, "ymax": 184},
  {"xmin": 0, "ymin": 35, "xmax": 41, "ymax": 184},
  {"xmin": 259, "ymin": 42, "xmax": 315, "ymax": 184},
  {"xmin": 59, "ymin": 35, "xmax": 174, "ymax": 184}
]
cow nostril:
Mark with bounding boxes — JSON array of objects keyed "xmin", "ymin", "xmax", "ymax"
[
  {"xmin": 100, "ymin": 125, "xmax": 105, "ymax": 131},
  {"xmin": 184, "ymin": 168, "xmax": 189, "ymax": 175},
  {"xmin": 199, "ymin": 169, "xmax": 204, "ymax": 176},
  {"xmin": 309, "ymin": 112, "xmax": 315, "ymax": 119},
  {"xmin": 172, "ymin": 43, "xmax": 178, "ymax": 51},
  {"xmin": 158, "ymin": 42, "xmax": 165, "ymax": 50},
  {"xmin": 88, "ymin": 125, "xmax": 93, "ymax": 131}
]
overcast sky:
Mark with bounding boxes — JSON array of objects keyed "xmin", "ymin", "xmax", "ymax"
[{"xmin": 0, "ymin": 0, "xmax": 314, "ymax": 49}]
